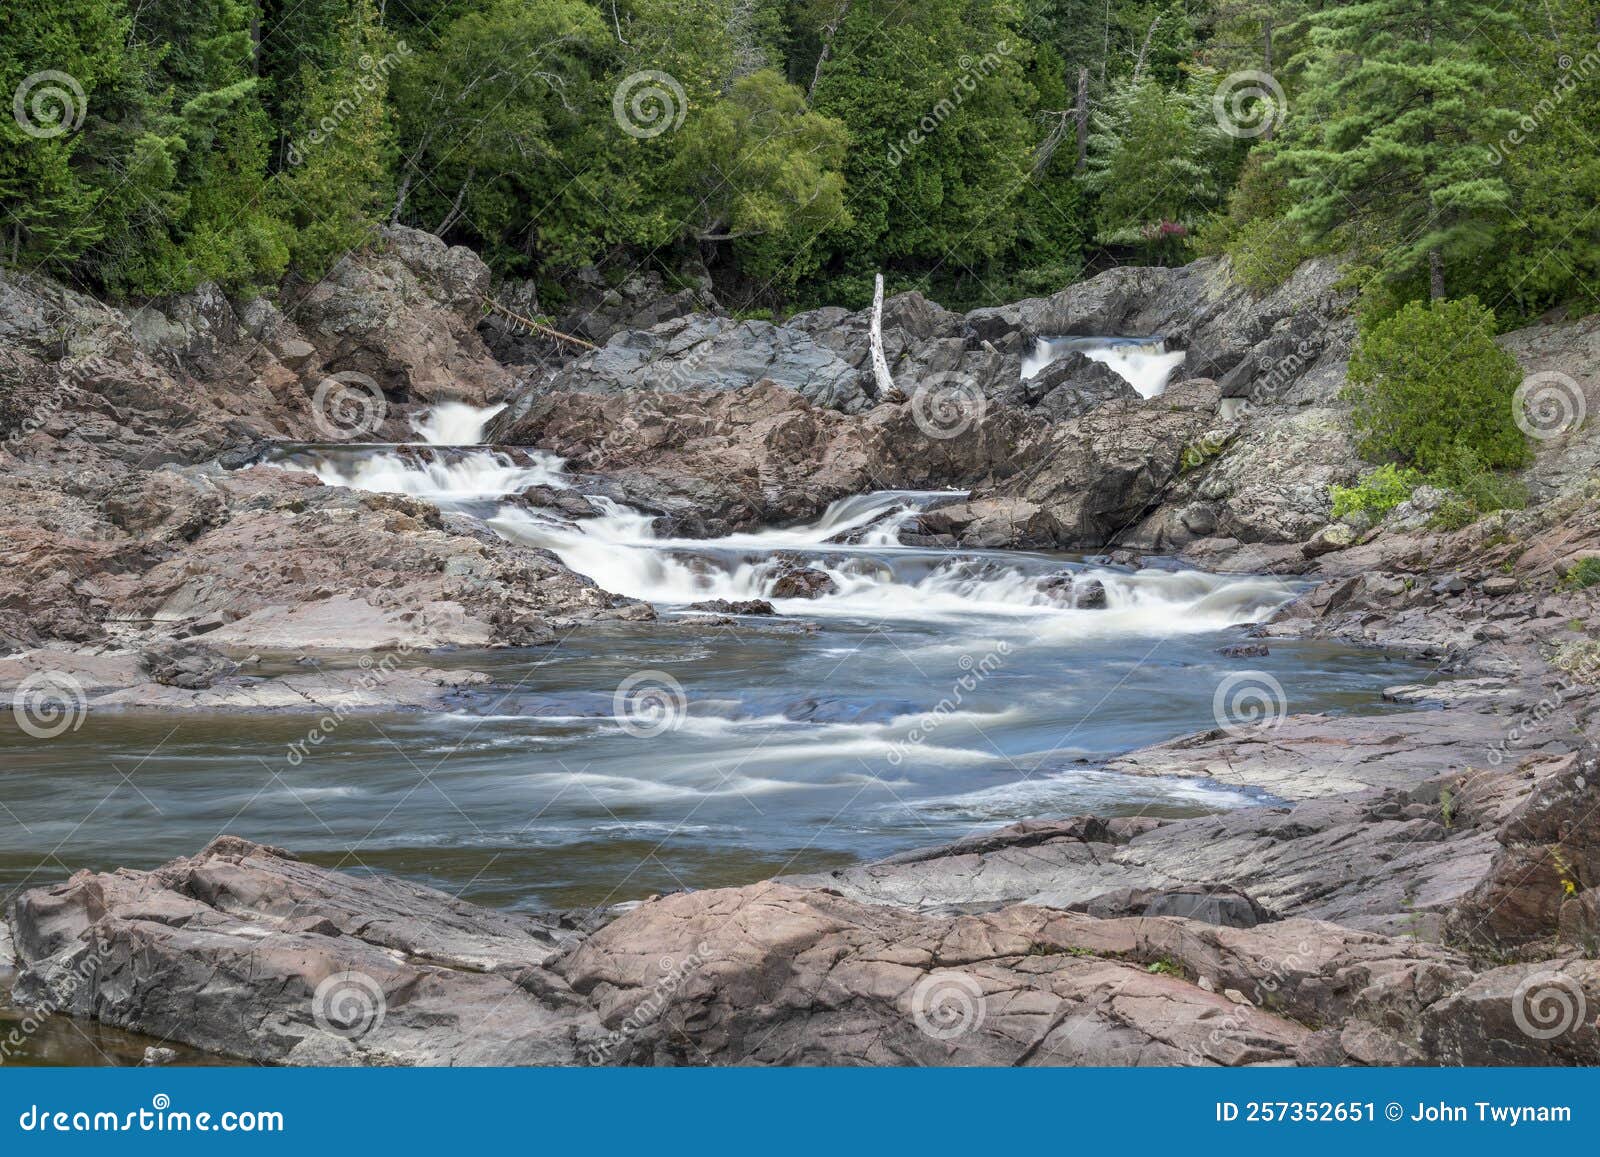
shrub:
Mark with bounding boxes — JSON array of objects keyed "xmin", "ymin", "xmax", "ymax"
[
  {"xmin": 1330, "ymin": 464, "xmax": 1421, "ymax": 520},
  {"xmin": 1344, "ymin": 297, "xmax": 1531, "ymax": 473},
  {"xmin": 1426, "ymin": 444, "xmax": 1529, "ymax": 523},
  {"xmin": 1561, "ymin": 557, "xmax": 1600, "ymax": 591}
]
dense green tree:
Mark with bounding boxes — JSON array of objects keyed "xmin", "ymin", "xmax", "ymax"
[
  {"xmin": 0, "ymin": 0, "xmax": 151, "ymax": 272},
  {"xmin": 808, "ymin": 0, "xmax": 1038, "ymax": 281},
  {"xmin": 274, "ymin": 0, "xmax": 395, "ymax": 279},
  {"xmin": 1344, "ymin": 295, "xmax": 1529, "ymax": 472},
  {"xmin": 1082, "ymin": 70, "xmax": 1226, "ymax": 256},
  {"xmin": 1274, "ymin": 0, "xmax": 1520, "ymax": 300}
]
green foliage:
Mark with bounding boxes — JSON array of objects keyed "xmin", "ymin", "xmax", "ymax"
[
  {"xmin": 1560, "ymin": 558, "xmax": 1600, "ymax": 592},
  {"xmin": 1, "ymin": 0, "xmax": 1592, "ymax": 328},
  {"xmin": 1082, "ymin": 71, "xmax": 1226, "ymax": 258},
  {"xmin": 1196, "ymin": 154, "xmax": 1317, "ymax": 292},
  {"xmin": 1344, "ymin": 296, "xmax": 1530, "ymax": 473},
  {"xmin": 274, "ymin": 3, "xmax": 394, "ymax": 279},
  {"xmin": 1425, "ymin": 443, "xmax": 1529, "ymax": 527},
  {"xmin": 1329, "ymin": 464, "xmax": 1421, "ymax": 520},
  {"xmin": 1274, "ymin": 0, "xmax": 1519, "ymax": 298},
  {"xmin": 809, "ymin": 0, "xmax": 1038, "ymax": 275}
]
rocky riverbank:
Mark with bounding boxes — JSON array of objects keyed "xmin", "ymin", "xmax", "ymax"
[{"xmin": 2, "ymin": 232, "xmax": 1597, "ymax": 1065}]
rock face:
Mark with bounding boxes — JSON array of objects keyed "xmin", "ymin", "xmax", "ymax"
[
  {"xmin": 535, "ymin": 314, "xmax": 873, "ymax": 412},
  {"xmin": 292, "ymin": 226, "xmax": 513, "ymax": 408},
  {"xmin": 976, "ymin": 379, "xmax": 1223, "ymax": 548},
  {"xmin": 9, "ymin": 837, "xmax": 602, "ymax": 1065},
  {"xmin": 490, "ymin": 379, "xmax": 1046, "ymax": 534}
]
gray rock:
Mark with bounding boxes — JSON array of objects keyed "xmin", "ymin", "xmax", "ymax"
[{"xmin": 9, "ymin": 837, "xmax": 603, "ymax": 1065}]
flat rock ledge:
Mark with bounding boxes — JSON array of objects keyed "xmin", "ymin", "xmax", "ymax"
[{"xmin": 11, "ymin": 735, "xmax": 1600, "ymax": 1069}]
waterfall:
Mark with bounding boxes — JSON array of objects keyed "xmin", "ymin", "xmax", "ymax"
[
  {"xmin": 269, "ymin": 437, "xmax": 1293, "ymax": 634},
  {"xmin": 277, "ymin": 445, "xmax": 565, "ymax": 500},
  {"xmin": 1021, "ymin": 336, "xmax": 1187, "ymax": 399},
  {"xmin": 410, "ymin": 402, "xmax": 508, "ymax": 445}
]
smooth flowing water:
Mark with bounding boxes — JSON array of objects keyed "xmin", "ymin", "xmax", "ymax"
[
  {"xmin": 1022, "ymin": 335, "xmax": 1187, "ymax": 398},
  {"xmin": 0, "ymin": 410, "xmax": 1425, "ymax": 919}
]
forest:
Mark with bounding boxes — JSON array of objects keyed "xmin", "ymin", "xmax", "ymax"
[{"xmin": 2, "ymin": 0, "xmax": 1598, "ymax": 325}]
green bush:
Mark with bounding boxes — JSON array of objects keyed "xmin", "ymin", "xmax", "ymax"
[
  {"xmin": 1561, "ymin": 558, "xmax": 1600, "ymax": 591},
  {"xmin": 1330, "ymin": 464, "xmax": 1421, "ymax": 520},
  {"xmin": 1426, "ymin": 444, "xmax": 1530, "ymax": 526},
  {"xmin": 1344, "ymin": 297, "xmax": 1531, "ymax": 473}
]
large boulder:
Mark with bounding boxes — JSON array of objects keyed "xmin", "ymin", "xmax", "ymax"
[
  {"xmin": 8, "ymin": 837, "xmax": 603, "ymax": 1065},
  {"xmin": 292, "ymin": 225, "xmax": 512, "ymax": 407},
  {"xmin": 975, "ymin": 378, "xmax": 1222, "ymax": 548}
]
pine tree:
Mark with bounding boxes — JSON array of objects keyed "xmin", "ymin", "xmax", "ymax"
[
  {"xmin": 1275, "ymin": 0, "xmax": 1519, "ymax": 300},
  {"xmin": 274, "ymin": 0, "xmax": 395, "ymax": 279},
  {"xmin": 0, "ymin": 0, "xmax": 147, "ymax": 272},
  {"xmin": 1081, "ymin": 71, "xmax": 1227, "ymax": 257}
]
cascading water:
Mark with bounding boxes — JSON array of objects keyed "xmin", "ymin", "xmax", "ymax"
[
  {"xmin": 410, "ymin": 401, "xmax": 508, "ymax": 445},
  {"xmin": 69, "ymin": 420, "xmax": 1410, "ymax": 920},
  {"xmin": 1022, "ymin": 335, "xmax": 1187, "ymax": 398},
  {"xmin": 277, "ymin": 445, "xmax": 565, "ymax": 501},
  {"xmin": 269, "ymin": 435, "xmax": 1294, "ymax": 630}
]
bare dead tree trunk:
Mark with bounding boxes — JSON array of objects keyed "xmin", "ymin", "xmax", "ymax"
[
  {"xmin": 1132, "ymin": 10, "xmax": 1164, "ymax": 85},
  {"xmin": 390, "ymin": 170, "xmax": 413, "ymax": 225},
  {"xmin": 434, "ymin": 168, "xmax": 476, "ymax": 236},
  {"xmin": 1262, "ymin": 20, "xmax": 1275, "ymax": 140},
  {"xmin": 807, "ymin": 1, "xmax": 853, "ymax": 101},
  {"xmin": 1074, "ymin": 67, "xmax": 1090, "ymax": 171},
  {"xmin": 869, "ymin": 273, "xmax": 894, "ymax": 398},
  {"xmin": 1429, "ymin": 249, "xmax": 1446, "ymax": 300}
]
